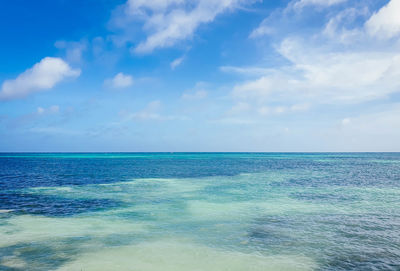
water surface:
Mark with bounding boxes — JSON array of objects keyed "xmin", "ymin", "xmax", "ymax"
[{"xmin": 1, "ymin": 153, "xmax": 399, "ymax": 270}]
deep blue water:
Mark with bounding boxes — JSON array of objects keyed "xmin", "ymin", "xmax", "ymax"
[{"xmin": 0, "ymin": 153, "xmax": 400, "ymax": 270}]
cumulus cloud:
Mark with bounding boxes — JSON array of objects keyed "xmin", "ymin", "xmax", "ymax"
[
  {"xmin": 365, "ymin": 0, "xmax": 400, "ymax": 40},
  {"xmin": 0, "ymin": 57, "xmax": 80, "ymax": 101},
  {"xmin": 113, "ymin": 0, "xmax": 256, "ymax": 54},
  {"xmin": 105, "ymin": 72, "xmax": 134, "ymax": 88}
]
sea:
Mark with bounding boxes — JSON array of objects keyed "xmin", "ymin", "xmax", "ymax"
[{"xmin": 0, "ymin": 153, "xmax": 399, "ymax": 270}]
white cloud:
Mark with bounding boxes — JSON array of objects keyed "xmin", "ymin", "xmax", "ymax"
[
  {"xmin": 291, "ymin": 103, "xmax": 310, "ymax": 111},
  {"xmin": 365, "ymin": 0, "xmax": 400, "ymax": 40},
  {"xmin": 0, "ymin": 57, "xmax": 80, "ymax": 101},
  {"xmin": 220, "ymin": 65, "xmax": 273, "ymax": 76},
  {"xmin": 124, "ymin": 100, "xmax": 188, "ymax": 121},
  {"xmin": 292, "ymin": 0, "xmax": 347, "ymax": 9},
  {"xmin": 114, "ymin": 0, "xmax": 256, "ymax": 54},
  {"xmin": 55, "ymin": 40, "xmax": 87, "ymax": 63},
  {"xmin": 319, "ymin": 0, "xmax": 400, "ymax": 43},
  {"xmin": 233, "ymin": 38, "xmax": 400, "ymax": 104},
  {"xmin": 322, "ymin": 7, "xmax": 368, "ymax": 42},
  {"xmin": 181, "ymin": 90, "xmax": 208, "ymax": 100},
  {"xmin": 250, "ymin": 0, "xmax": 349, "ymax": 39},
  {"xmin": 181, "ymin": 82, "xmax": 209, "ymax": 100},
  {"xmin": 170, "ymin": 56, "xmax": 185, "ymax": 69},
  {"xmin": 37, "ymin": 107, "xmax": 45, "ymax": 115},
  {"xmin": 257, "ymin": 104, "xmax": 309, "ymax": 116},
  {"xmin": 37, "ymin": 105, "xmax": 60, "ymax": 115},
  {"xmin": 235, "ymin": 0, "xmax": 400, "ymax": 126},
  {"xmin": 105, "ymin": 72, "xmax": 134, "ymax": 88},
  {"xmin": 341, "ymin": 118, "xmax": 351, "ymax": 125},
  {"xmin": 249, "ymin": 24, "xmax": 274, "ymax": 38},
  {"xmin": 230, "ymin": 0, "xmax": 400, "ymax": 134},
  {"xmin": 129, "ymin": 100, "xmax": 162, "ymax": 120}
]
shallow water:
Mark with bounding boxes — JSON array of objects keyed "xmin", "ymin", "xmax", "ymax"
[{"xmin": 0, "ymin": 153, "xmax": 399, "ymax": 270}]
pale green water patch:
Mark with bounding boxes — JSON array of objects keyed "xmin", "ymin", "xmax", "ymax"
[
  {"xmin": 56, "ymin": 239, "xmax": 317, "ymax": 271},
  {"xmin": 0, "ymin": 214, "xmax": 148, "ymax": 248}
]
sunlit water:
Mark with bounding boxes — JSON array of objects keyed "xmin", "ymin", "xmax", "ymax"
[{"xmin": 0, "ymin": 153, "xmax": 399, "ymax": 270}]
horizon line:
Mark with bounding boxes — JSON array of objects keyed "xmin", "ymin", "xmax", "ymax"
[{"xmin": 1, "ymin": 151, "xmax": 400, "ymax": 154}]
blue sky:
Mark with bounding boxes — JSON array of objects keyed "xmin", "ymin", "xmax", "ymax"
[{"xmin": 1, "ymin": 0, "xmax": 399, "ymax": 152}]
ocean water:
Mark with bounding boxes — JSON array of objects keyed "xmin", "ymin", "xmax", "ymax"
[{"xmin": 0, "ymin": 153, "xmax": 399, "ymax": 271}]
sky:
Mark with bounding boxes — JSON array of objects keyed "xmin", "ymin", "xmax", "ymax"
[{"xmin": 0, "ymin": 0, "xmax": 400, "ymax": 152}]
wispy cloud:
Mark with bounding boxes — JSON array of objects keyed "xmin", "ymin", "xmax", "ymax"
[
  {"xmin": 55, "ymin": 40, "xmax": 88, "ymax": 63},
  {"xmin": 235, "ymin": 0, "xmax": 400, "ymax": 108},
  {"xmin": 250, "ymin": 0, "xmax": 349, "ymax": 39},
  {"xmin": 181, "ymin": 82, "xmax": 208, "ymax": 100},
  {"xmin": 0, "ymin": 57, "xmax": 80, "ymax": 101},
  {"xmin": 111, "ymin": 0, "xmax": 257, "ymax": 54},
  {"xmin": 5, "ymin": 105, "xmax": 62, "ymax": 130},
  {"xmin": 123, "ymin": 100, "xmax": 188, "ymax": 121},
  {"xmin": 220, "ymin": 66, "xmax": 274, "ymax": 76},
  {"xmin": 170, "ymin": 55, "xmax": 185, "ymax": 70},
  {"xmin": 233, "ymin": 39, "xmax": 400, "ymax": 104},
  {"xmin": 181, "ymin": 90, "xmax": 207, "ymax": 100},
  {"xmin": 257, "ymin": 104, "xmax": 310, "ymax": 116},
  {"xmin": 291, "ymin": 0, "xmax": 347, "ymax": 10},
  {"xmin": 37, "ymin": 105, "xmax": 60, "ymax": 115}
]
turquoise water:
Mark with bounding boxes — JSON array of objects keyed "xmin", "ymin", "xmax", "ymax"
[{"xmin": 0, "ymin": 153, "xmax": 399, "ymax": 270}]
